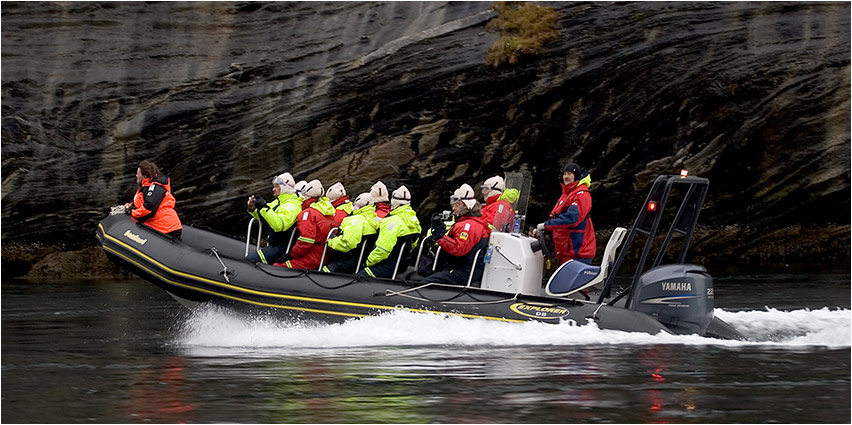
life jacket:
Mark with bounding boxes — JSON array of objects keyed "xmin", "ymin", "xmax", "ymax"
[{"xmin": 131, "ymin": 176, "xmax": 182, "ymax": 235}]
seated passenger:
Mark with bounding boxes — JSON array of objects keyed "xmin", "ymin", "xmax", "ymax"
[
  {"xmin": 480, "ymin": 175, "xmax": 520, "ymax": 232},
  {"xmin": 322, "ymin": 193, "xmax": 379, "ymax": 274},
  {"xmin": 425, "ymin": 184, "xmax": 491, "ymax": 286},
  {"xmin": 125, "ymin": 160, "xmax": 183, "ymax": 239},
  {"xmin": 245, "ymin": 172, "xmax": 302, "ymax": 264},
  {"xmin": 359, "ymin": 186, "xmax": 421, "ymax": 279},
  {"xmin": 294, "ymin": 180, "xmax": 307, "ymax": 198},
  {"xmin": 370, "ymin": 180, "xmax": 391, "ymax": 219},
  {"xmin": 274, "ymin": 179, "xmax": 335, "ymax": 270},
  {"xmin": 326, "ymin": 182, "xmax": 353, "ymax": 228}
]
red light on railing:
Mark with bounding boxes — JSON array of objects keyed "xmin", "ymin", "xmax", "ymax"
[
  {"xmin": 681, "ymin": 169, "xmax": 689, "ymax": 177},
  {"xmin": 647, "ymin": 201, "xmax": 657, "ymax": 212}
]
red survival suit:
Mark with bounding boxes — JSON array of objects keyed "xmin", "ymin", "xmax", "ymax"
[
  {"xmin": 275, "ymin": 197, "xmax": 334, "ymax": 270},
  {"xmin": 330, "ymin": 196, "xmax": 352, "ymax": 228},
  {"xmin": 131, "ymin": 175, "xmax": 182, "ymax": 235},
  {"xmin": 544, "ymin": 176, "xmax": 595, "ymax": 264},
  {"xmin": 427, "ymin": 215, "xmax": 492, "ymax": 285},
  {"xmin": 481, "ymin": 193, "xmax": 515, "ymax": 232}
]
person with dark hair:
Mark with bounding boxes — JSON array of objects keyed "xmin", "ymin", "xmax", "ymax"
[
  {"xmin": 124, "ymin": 160, "xmax": 182, "ymax": 239},
  {"xmin": 542, "ymin": 162, "xmax": 596, "ymax": 265},
  {"xmin": 425, "ymin": 184, "xmax": 491, "ymax": 285}
]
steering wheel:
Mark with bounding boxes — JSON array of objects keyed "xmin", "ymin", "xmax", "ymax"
[{"xmin": 536, "ymin": 223, "xmax": 555, "ymax": 259}]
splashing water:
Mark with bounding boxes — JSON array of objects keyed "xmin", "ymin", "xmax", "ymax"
[{"xmin": 175, "ymin": 304, "xmax": 851, "ymax": 353}]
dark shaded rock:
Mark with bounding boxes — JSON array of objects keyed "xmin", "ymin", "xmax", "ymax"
[{"xmin": 2, "ymin": 2, "xmax": 849, "ymax": 269}]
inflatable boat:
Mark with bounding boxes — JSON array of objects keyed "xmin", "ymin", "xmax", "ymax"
[{"xmin": 96, "ymin": 174, "xmax": 743, "ymax": 340}]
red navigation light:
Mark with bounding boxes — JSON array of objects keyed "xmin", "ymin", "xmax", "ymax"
[
  {"xmin": 680, "ymin": 169, "xmax": 689, "ymax": 177},
  {"xmin": 647, "ymin": 201, "xmax": 657, "ymax": 212}
]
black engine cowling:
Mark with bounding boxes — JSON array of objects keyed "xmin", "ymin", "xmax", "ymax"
[{"xmin": 628, "ymin": 264, "xmax": 714, "ymax": 335}]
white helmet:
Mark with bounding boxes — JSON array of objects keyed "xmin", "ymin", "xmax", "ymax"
[
  {"xmin": 370, "ymin": 181, "xmax": 389, "ymax": 203},
  {"xmin": 390, "ymin": 185, "xmax": 411, "ymax": 210},
  {"xmin": 451, "ymin": 183, "xmax": 478, "ymax": 210},
  {"xmin": 272, "ymin": 172, "xmax": 296, "ymax": 194},
  {"xmin": 303, "ymin": 179, "xmax": 324, "ymax": 199},
  {"xmin": 353, "ymin": 192, "xmax": 373, "ymax": 210},
  {"xmin": 326, "ymin": 182, "xmax": 346, "ymax": 201},
  {"xmin": 294, "ymin": 180, "xmax": 308, "ymax": 197},
  {"xmin": 482, "ymin": 175, "xmax": 505, "ymax": 194}
]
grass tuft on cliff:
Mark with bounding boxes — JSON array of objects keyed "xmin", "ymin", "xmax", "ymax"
[{"xmin": 486, "ymin": 1, "xmax": 561, "ymax": 67}]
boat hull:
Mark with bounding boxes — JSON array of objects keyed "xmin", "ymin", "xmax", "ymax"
[{"xmin": 97, "ymin": 214, "xmax": 735, "ymax": 337}]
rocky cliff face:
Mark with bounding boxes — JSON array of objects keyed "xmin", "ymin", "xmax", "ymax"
[{"xmin": 2, "ymin": 2, "xmax": 849, "ymax": 255}]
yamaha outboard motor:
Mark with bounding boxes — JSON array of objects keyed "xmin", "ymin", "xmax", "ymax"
[{"xmin": 628, "ymin": 264, "xmax": 714, "ymax": 335}]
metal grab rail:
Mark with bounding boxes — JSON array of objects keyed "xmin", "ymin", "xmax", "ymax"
[
  {"xmin": 317, "ymin": 228, "xmax": 339, "ymax": 271},
  {"xmin": 391, "ymin": 242, "xmax": 409, "ymax": 280},
  {"xmin": 285, "ymin": 227, "xmax": 296, "ymax": 253},
  {"xmin": 244, "ymin": 218, "xmax": 263, "ymax": 257},
  {"xmin": 355, "ymin": 239, "xmax": 369, "ymax": 274},
  {"xmin": 414, "ymin": 235, "xmax": 428, "ymax": 270},
  {"xmin": 430, "ymin": 247, "xmax": 483, "ymax": 287},
  {"xmin": 465, "ymin": 248, "xmax": 483, "ymax": 288},
  {"xmin": 432, "ymin": 246, "xmax": 443, "ymax": 272}
]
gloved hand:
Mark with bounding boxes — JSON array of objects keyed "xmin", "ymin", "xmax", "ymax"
[
  {"xmin": 431, "ymin": 223, "xmax": 446, "ymax": 240},
  {"xmin": 254, "ymin": 195, "xmax": 267, "ymax": 210},
  {"xmin": 530, "ymin": 224, "xmax": 543, "ymax": 238}
]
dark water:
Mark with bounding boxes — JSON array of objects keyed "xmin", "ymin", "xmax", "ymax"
[{"xmin": 2, "ymin": 274, "xmax": 850, "ymax": 424}]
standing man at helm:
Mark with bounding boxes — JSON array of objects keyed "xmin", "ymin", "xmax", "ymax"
[
  {"xmin": 359, "ymin": 186, "xmax": 421, "ymax": 279},
  {"xmin": 274, "ymin": 179, "xmax": 335, "ymax": 270},
  {"xmin": 480, "ymin": 175, "xmax": 520, "ymax": 232},
  {"xmin": 246, "ymin": 172, "xmax": 302, "ymax": 264},
  {"xmin": 542, "ymin": 163, "xmax": 596, "ymax": 265},
  {"xmin": 426, "ymin": 184, "xmax": 492, "ymax": 286}
]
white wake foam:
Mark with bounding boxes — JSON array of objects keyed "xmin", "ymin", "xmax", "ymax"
[{"xmin": 175, "ymin": 304, "xmax": 851, "ymax": 351}]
